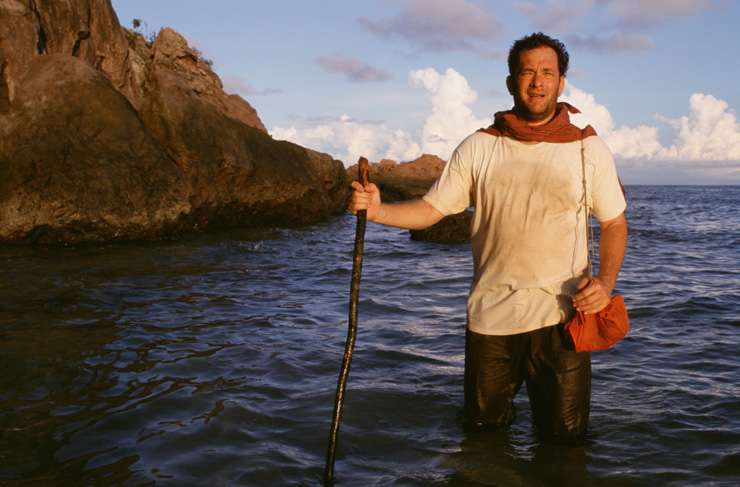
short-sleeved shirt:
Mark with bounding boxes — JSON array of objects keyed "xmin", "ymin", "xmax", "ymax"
[{"xmin": 423, "ymin": 131, "xmax": 626, "ymax": 335}]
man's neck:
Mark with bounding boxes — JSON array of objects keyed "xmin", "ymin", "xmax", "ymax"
[{"xmin": 513, "ymin": 106, "xmax": 557, "ymax": 127}]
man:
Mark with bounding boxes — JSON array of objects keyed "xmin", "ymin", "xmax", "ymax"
[{"xmin": 349, "ymin": 32, "xmax": 627, "ymax": 443}]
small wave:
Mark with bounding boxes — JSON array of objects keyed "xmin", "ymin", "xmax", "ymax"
[
  {"xmin": 703, "ymin": 451, "xmax": 740, "ymax": 476},
  {"xmin": 364, "ymin": 347, "xmax": 452, "ymax": 367},
  {"xmin": 358, "ymin": 296, "xmax": 412, "ymax": 314}
]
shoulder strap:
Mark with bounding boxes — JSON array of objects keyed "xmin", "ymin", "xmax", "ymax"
[{"xmin": 581, "ymin": 138, "xmax": 595, "ymax": 278}]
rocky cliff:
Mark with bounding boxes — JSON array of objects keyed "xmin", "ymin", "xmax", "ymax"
[{"xmin": 0, "ymin": 0, "xmax": 348, "ymax": 243}]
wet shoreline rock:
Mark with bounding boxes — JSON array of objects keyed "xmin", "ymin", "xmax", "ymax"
[
  {"xmin": 409, "ymin": 211, "xmax": 472, "ymax": 244},
  {"xmin": 0, "ymin": 0, "xmax": 347, "ymax": 244},
  {"xmin": 346, "ymin": 154, "xmax": 445, "ymax": 202}
]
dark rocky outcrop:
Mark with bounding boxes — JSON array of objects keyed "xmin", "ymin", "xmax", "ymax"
[
  {"xmin": 347, "ymin": 154, "xmax": 471, "ymax": 244},
  {"xmin": 409, "ymin": 210, "xmax": 472, "ymax": 244},
  {"xmin": 346, "ymin": 154, "xmax": 445, "ymax": 202},
  {"xmin": 0, "ymin": 0, "xmax": 347, "ymax": 243},
  {"xmin": 0, "ymin": 55, "xmax": 188, "ymax": 242}
]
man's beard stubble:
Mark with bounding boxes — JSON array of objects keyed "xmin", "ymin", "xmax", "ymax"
[{"xmin": 512, "ymin": 96, "xmax": 558, "ymax": 124}]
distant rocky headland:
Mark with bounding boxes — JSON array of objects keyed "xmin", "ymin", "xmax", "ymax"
[
  {"xmin": 346, "ymin": 154, "xmax": 445, "ymax": 202},
  {"xmin": 0, "ymin": 0, "xmax": 349, "ymax": 244}
]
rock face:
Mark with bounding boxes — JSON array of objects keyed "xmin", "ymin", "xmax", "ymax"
[
  {"xmin": 347, "ymin": 154, "xmax": 471, "ymax": 244},
  {"xmin": 1, "ymin": 0, "xmax": 133, "ymax": 111},
  {"xmin": 0, "ymin": 55, "xmax": 188, "ymax": 242},
  {"xmin": 0, "ymin": 0, "xmax": 346, "ymax": 243},
  {"xmin": 145, "ymin": 28, "xmax": 266, "ymax": 132},
  {"xmin": 346, "ymin": 154, "xmax": 445, "ymax": 202}
]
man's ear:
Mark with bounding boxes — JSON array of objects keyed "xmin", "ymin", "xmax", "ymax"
[
  {"xmin": 557, "ymin": 75, "xmax": 565, "ymax": 96},
  {"xmin": 506, "ymin": 75, "xmax": 514, "ymax": 95}
]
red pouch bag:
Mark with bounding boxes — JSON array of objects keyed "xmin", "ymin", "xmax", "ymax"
[{"xmin": 565, "ymin": 294, "xmax": 629, "ymax": 352}]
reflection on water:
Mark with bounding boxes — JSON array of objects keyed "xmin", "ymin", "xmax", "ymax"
[
  {"xmin": 1, "ymin": 186, "xmax": 739, "ymax": 485},
  {"xmin": 444, "ymin": 430, "xmax": 590, "ymax": 487}
]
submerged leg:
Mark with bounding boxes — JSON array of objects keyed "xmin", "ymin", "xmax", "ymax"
[
  {"xmin": 464, "ymin": 329, "xmax": 526, "ymax": 431},
  {"xmin": 526, "ymin": 324, "xmax": 591, "ymax": 443}
]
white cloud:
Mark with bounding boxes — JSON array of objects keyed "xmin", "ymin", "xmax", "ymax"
[
  {"xmin": 410, "ymin": 68, "xmax": 492, "ymax": 159},
  {"xmin": 562, "ymin": 83, "xmax": 663, "ymax": 158},
  {"xmin": 358, "ymin": 0, "xmax": 501, "ymax": 52},
  {"xmin": 563, "ymin": 83, "xmax": 740, "ymax": 167},
  {"xmin": 606, "ymin": 125, "xmax": 665, "ymax": 160},
  {"xmin": 271, "ymin": 115, "xmax": 421, "ymax": 166},
  {"xmin": 270, "ymin": 67, "xmax": 494, "ymax": 164},
  {"xmin": 656, "ymin": 93, "xmax": 740, "ymax": 160},
  {"xmin": 562, "ymin": 83, "xmax": 614, "ymax": 134}
]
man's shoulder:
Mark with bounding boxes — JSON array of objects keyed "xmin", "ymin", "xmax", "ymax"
[
  {"xmin": 465, "ymin": 130, "xmax": 501, "ymax": 144},
  {"xmin": 582, "ymin": 134, "xmax": 612, "ymax": 152},
  {"xmin": 451, "ymin": 130, "xmax": 500, "ymax": 157}
]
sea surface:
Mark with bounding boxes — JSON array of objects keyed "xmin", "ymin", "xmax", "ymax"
[{"xmin": 1, "ymin": 185, "xmax": 738, "ymax": 486}]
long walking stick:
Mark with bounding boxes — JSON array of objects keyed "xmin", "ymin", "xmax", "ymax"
[{"xmin": 324, "ymin": 157, "xmax": 371, "ymax": 485}]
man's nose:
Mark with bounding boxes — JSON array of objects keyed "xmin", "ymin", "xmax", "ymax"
[{"xmin": 530, "ymin": 72, "xmax": 544, "ymax": 87}]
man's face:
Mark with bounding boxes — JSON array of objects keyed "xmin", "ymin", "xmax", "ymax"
[{"xmin": 507, "ymin": 46, "xmax": 565, "ymax": 125}]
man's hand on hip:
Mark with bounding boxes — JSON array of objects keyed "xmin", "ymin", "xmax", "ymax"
[{"xmin": 572, "ymin": 277, "xmax": 612, "ymax": 314}]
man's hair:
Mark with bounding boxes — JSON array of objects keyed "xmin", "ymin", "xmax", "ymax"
[{"xmin": 507, "ymin": 32, "xmax": 569, "ymax": 77}]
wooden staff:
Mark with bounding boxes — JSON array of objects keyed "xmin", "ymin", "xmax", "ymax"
[{"xmin": 324, "ymin": 156, "xmax": 370, "ymax": 485}]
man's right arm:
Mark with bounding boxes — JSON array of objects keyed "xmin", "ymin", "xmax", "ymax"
[{"xmin": 348, "ymin": 181, "xmax": 445, "ymax": 230}]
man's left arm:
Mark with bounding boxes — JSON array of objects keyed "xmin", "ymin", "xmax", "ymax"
[{"xmin": 573, "ymin": 212, "xmax": 628, "ymax": 314}]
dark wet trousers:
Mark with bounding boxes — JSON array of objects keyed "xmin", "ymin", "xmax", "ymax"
[{"xmin": 464, "ymin": 324, "xmax": 591, "ymax": 443}]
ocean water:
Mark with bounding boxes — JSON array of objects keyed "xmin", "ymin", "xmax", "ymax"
[{"xmin": 0, "ymin": 186, "xmax": 738, "ymax": 486}]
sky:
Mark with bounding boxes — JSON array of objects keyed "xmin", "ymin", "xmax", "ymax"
[{"xmin": 110, "ymin": 0, "xmax": 740, "ymax": 184}]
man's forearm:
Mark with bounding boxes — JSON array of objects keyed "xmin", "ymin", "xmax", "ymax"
[
  {"xmin": 372, "ymin": 198, "xmax": 445, "ymax": 230},
  {"xmin": 596, "ymin": 213, "xmax": 628, "ymax": 293}
]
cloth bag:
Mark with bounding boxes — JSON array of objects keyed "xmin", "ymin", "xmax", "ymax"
[
  {"xmin": 564, "ymin": 141, "xmax": 629, "ymax": 352},
  {"xmin": 565, "ymin": 294, "xmax": 629, "ymax": 352}
]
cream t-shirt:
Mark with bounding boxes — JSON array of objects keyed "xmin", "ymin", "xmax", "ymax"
[{"xmin": 423, "ymin": 131, "xmax": 627, "ymax": 335}]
